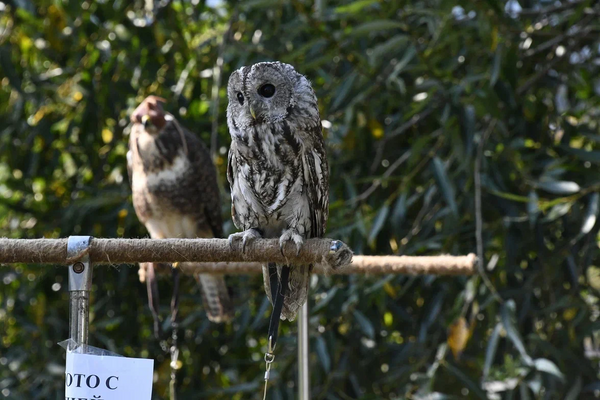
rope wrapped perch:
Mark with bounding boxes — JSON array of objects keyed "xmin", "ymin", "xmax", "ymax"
[{"xmin": 0, "ymin": 238, "xmax": 476, "ymax": 276}]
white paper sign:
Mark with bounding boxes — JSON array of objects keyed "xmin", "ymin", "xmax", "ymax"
[{"xmin": 65, "ymin": 352, "xmax": 154, "ymax": 400}]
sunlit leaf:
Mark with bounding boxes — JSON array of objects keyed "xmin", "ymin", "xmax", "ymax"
[
  {"xmin": 533, "ymin": 358, "xmax": 564, "ymax": 381},
  {"xmin": 447, "ymin": 317, "xmax": 469, "ymax": 359},
  {"xmin": 581, "ymin": 192, "xmax": 599, "ymax": 234},
  {"xmin": 535, "ymin": 181, "xmax": 580, "ymax": 195},
  {"xmin": 335, "ymin": 0, "xmax": 377, "ymax": 14}
]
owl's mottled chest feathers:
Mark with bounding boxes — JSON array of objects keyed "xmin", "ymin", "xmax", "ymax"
[
  {"xmin": 228, "ymin": 118, "xmax": 327, "ymax": 239},
  {"xmin": 233, "ymin": 120, "xmax": 302, "ymax": 210}
]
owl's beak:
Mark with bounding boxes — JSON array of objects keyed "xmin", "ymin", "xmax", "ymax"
[
  {"xmin": 249, "ymin": 106, "xmax": 257, "ymax": 120},
  {"xmin": 141, "ymin": 115, "xmax": 152, "ymax": 128}
]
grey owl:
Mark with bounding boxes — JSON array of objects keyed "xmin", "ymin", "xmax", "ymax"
[
  {"xmin": 128, "ymin": 95, "xmax": 233, "ymax": 324},
  {"xmin": 226, "ymin": 62, "xmax": 329, "ymax": 321}
]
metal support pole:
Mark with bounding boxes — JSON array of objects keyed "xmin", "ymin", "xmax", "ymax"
[
  {"xmin": 67, "ymin": 236, "xmax": 93, "ymax": 349},
  {"xmin": 298, "ymin": 302, "xmax": 310, "ymax": 400}
]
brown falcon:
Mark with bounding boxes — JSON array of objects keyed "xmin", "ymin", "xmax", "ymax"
[{"xmin": 128, "ymin": 95, "xmax": 233, "ymax": 324}]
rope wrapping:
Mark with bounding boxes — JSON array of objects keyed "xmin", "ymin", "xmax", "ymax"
[{"xmin": 0, "ymin": 238, "xmax": 476, "ymax": 275}]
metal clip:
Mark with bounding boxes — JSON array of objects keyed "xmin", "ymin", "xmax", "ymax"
[
  {"xmin": 67, "ymin": 236, "xmax": 93, "ymax": 348},
  {"xmin": 262, "ymin": 336, "xmax": 276, "ymax": 399},
  {"xmin": 68, "ymin": 236, "xmax": 92, "ymax": 292}
]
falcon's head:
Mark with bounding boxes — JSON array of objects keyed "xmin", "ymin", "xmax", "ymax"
[{"xmin": 131, "ymin": 96, "xmax": 167, "ymax": 134}]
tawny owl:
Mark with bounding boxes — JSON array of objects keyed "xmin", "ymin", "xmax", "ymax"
[
  {"xmin": 128, "ymin": 95, "xmax": 233, "ymax": 324},
  {"xmin": 226, "ymin": 62, "xmax": 329, "ymax": 321}
]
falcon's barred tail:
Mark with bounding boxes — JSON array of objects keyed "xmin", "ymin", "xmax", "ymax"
[
  {"xmin": 193, "ymin": 270, "xmax": 234, "ymax": 323},
  {"xmin": 263, "ymin": 263, "xmax": 310, "ymax": 321}
]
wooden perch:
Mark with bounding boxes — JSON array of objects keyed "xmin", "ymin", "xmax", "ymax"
[
  {"xmin": 162, "ymin": 254, "xmax": 477, "ymax": 276},
  {"xmin": 0, "ymin": 238, "xmax": 476, "ymax": 276}
]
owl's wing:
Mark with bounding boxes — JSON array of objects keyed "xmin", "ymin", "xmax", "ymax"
[
  {"xmin": 303, "ymin": 127, "xmax": 329, "ymax": 238},
  {"xmin": 226, "ymin": 145, "xmax": 242, "ymax": 230}
]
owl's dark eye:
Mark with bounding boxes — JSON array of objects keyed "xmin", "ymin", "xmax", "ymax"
[
  {"xmin": 258, "ymin": 84, "xmax": 276, "ymax": 98},
  {"xmin": 236, "ymin": 92, "xmax": 244, "ymax": 105}
]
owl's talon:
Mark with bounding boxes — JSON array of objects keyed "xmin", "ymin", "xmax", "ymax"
[
  {"xmin": 279, "ymin": 229, "xmax": 304, "ymax": 259},
  {"xmin": 228, "ymin": 228, "xmax": 262, "ymax": 254}
]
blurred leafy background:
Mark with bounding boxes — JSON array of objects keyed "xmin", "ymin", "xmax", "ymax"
[{"xmin": 1, "ymin": 0, "xmax": 600, "ymax": 398}]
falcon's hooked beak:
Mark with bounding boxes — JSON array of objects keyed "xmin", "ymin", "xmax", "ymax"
[{"xmin": 141, "ymin": 115, "xmax": 152, "ymax": 129}]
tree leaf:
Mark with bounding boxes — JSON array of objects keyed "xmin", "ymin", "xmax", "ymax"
[
  {"xmin": 368, "ymin": 205, "xmax": 389, "ymax": 245},
  {"xmin": 349, "ymin": 20, "xmax": 406, "ymax": 37},
  {"xmin": 353, "ymin": 310, "xmax": 375, "ymax": 339},
  {"xmin": 561, "ymin": 146, "xmax": 600, "ymax": 163},
  {"xmin": 312, "ymin": 286, "xmax": 339, "ymax": 313},
  {"xmin": 581, "ymin": 192, "xmax": 599, "ymax": 234},
  {"xmin": 520, "ymin": 381, "xmax": 532, "ymax": 400},
  {"xmin": 541, "ymin": 202, "xmax": 573, "ymax": 222},
  {"xmin": 527, "ymin": 190, "xmax": 538, "ymax": 228},
  {"xmin": 501, "ymin": 300, "xmax": 533, "ymax": 365},
  {"xmin": 490, "ymin": 43, "xmax": 502, "ymax": 87},
  {"xmin": 432, "ymin": 157, "xmax": 458, "ymax": 217},
  {"xmin": 443, "ymin": 362, "xmax": 488, "ymax": 399},
  {"xmin": 447, "ymin": 317, "xmax": 469, "ymax": 359},
  {"xmin": 331, "ymin": 72, "xmax": 358, "ymax": 111},
  {"xmin": 334, "ymin": 0, "xmax": 377, "ymax": 14},
  {"xmin": 463, "ymin": 104, "xmax": 476, "ymax": 142},
  {"xmin": 565, "ymin": 377, "xmax": 582, "ymax": 400},
  {"xmin": 535, "ymin": 181, "xmax": 580, "ymax": 195},
  {"xmin": 369, "ymin": 35, "xmax": 410, "ymax": 64},
  {"xmin": 315, "ymin": 336, "xmax": 331, "ymax": 373},
  {"xmin": 533, "ymin": 358, "xmax": 564, "ymax": 380},
  {"xmin": 391, "ymin": 191, "xmax": 407, "ymax": 234},
  {"xmin": 483, "ymin": 323, "xmax": 502, "ymax": 379}
]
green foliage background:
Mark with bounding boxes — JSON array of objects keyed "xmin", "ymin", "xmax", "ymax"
[{"xmin": 1, "ymin": 0, "xmax": 600, "ymax": 398}]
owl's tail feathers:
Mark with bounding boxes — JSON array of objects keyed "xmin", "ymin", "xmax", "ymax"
[
  {"xmin": 195, "ymin": 272, "xmax": 234, "ymax": 323},
  {"xmin": 263, "ymin": 263, "xmax": 310, "ymax": 322}
]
